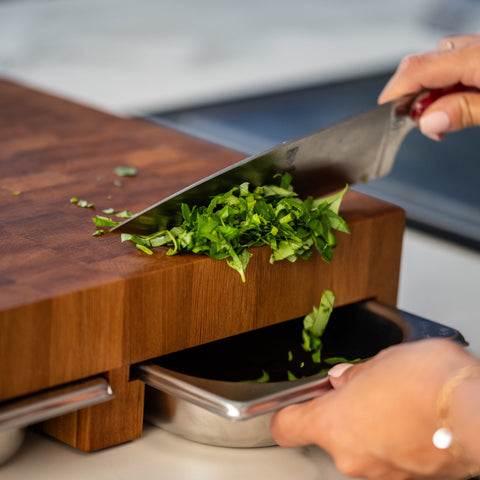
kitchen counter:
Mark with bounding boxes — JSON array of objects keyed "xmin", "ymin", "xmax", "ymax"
[
  {"xmin": 2, "ymin": 426, "xmax": 355, "ymax": 480},
  {"xmin": 399, "ymin": 229, "xmax": 480, "ymax": 357}
]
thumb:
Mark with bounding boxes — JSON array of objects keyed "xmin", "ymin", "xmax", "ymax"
[
  {"xmin": 270, "ymin": 392, "xmax": 333, "ymax": 448},
  {"xmin": 418, "ymin": 91, "xmax": 480, "ymax": 141}
]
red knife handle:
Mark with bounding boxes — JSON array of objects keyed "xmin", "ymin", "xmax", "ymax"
[{"xmin": 410, "ymin": 83, "xmax": 480, "ymax": 121}]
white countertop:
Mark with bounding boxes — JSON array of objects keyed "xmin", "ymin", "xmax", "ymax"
[
  {"xmin": 399, "ymin": 230, "xmax": 480, "ymax": 356},
  {"xmin": 2, "ymin": 426, "xmax": 355, "ymax": 480},
  {"xmin": 1, "ymin": 0, "xmax": 480, "ymax": 477}
]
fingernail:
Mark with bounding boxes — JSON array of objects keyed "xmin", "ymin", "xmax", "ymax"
[
  {"xmin": 419, "ymin": 111, "xmax": 450, "ymax": 141},
  {"xmin": 328, "ymin": 363, "xmax": 354, "ymax": 378}
]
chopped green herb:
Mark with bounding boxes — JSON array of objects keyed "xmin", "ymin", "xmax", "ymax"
[
  {"xmin": 72, "ymin": 198, "xmax": 95, "ymax": 208},
  {"xmin": 92, "ymin": 229, "xmax": 105, "ymax": 236},
  {"xmin": 136, "ymin": 244, "xmax": 153, "ymax": 255},
  {"xmin": 248, "ymin": 370, "xmax": 270, "ymax": 383},
  {"xmin": 303, "ymin": 290, "xmax": 335, "ymax": 340},
  {"xmin": 92, "ymin": 216, "xmax": 121, "ymax": 227},
  {"xmin": 301, "ymin": 290, "xmax": 335, "ymax": 366},
  {"xmin": 115, "ymin": 166, "xmax": 138, "ymax": 177},
  {"xmin": 120, "ymin": 173, "xmax": 349, "ymax": 282},
  {"xmin": 287, "ymin": 371, "xmax": 299, "ymax": 381},
  {"xmin": 12, "ymin": 191, "xmax": 21, "ymax": 196},
  {"xmin": 311, "ymin": 349, "xmax": 322, "ymax": 364},
  {"xmin": 247, "ymin": 290, "xmax": 338, "ymax": 383},
  {"xmin": 116, "ymin": 210, "xmax": 133, "ymax": 218},
  {"xmin": 120, "ymin": 233, "xmax": 148, "ymax": 245},
  {"xmin": 102, "ymin": 208, "xmax": 116, "ymax": 215}
]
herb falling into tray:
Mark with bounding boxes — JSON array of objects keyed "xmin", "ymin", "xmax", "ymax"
[
  {"xmin": 252, "ymin": 290, "xmax": 360, "ymax": 383},
  {"xmin": 154, "ymin": 290, "xmax": 362, "ymax": 383}
]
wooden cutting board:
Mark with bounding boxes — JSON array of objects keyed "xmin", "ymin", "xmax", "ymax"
[{"xmin": 0, "ymin": 78, "xmax": 405, "ymax": 450}]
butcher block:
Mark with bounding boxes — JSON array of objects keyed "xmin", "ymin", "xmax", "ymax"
[{"xmin": 0, "ymin": 78, "xmax": 405, "ymax": 452}]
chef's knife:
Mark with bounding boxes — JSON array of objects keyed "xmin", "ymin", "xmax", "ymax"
[{"xmin": 112, "ymin": 84, "xmax": 477, "ymax": 234}]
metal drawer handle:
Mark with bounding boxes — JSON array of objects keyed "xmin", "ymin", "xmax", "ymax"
[{"xmin": 0, "ymin": 377, "xmax": 114, "ymax": 432}]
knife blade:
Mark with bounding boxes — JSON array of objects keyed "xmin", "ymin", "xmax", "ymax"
[{"xmin": 112, "ymin": 84, "xmax": 476, "ymax": 234}]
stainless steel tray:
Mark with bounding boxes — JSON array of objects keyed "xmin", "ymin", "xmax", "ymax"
[{"xmin": 135, "ymin": 300, "xmax": 466, "ymax": 447}]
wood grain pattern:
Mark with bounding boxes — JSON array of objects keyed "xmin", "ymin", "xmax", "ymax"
[
  {"xmin": 0, "ymin": 78, "xmax": 405, "ymax": 450},
  {"xmin": 38, "ymin": 366, "xmax": 144, "ymax": 451},
  {"xmin": 123, "ymin": 189, "xmax": 405, "ymax": 363}
]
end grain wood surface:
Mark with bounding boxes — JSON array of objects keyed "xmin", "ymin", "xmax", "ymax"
[{"xmin": 0, "ymin": 78, "xmax": 405, "ymax": 406}]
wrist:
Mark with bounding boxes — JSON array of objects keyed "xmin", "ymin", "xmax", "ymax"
[
  {"xmin": 449, "ymin": 366, "xmax": 480, "ymax": 468},
  {"xmin": 433, "ymin": 361, "xmax": 480, "ymax": 474}
]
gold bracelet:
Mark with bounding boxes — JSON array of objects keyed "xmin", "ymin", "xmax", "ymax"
[{"xmin": 432, "ymin": 364, "xmax": 480, "ymax": 474}]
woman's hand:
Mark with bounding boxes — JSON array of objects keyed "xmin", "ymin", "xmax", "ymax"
[
  {"xmin": 270, "ymin": 339, "xmax": 480, "ymax": 479},
  {"xmin": 378, "ymin": 34, "xmax": 480, "ymax": 140}
]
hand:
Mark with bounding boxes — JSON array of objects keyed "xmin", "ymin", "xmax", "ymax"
[
  {"xmin": 378, "ymin": 34, "xmax": 480, "ymax": 140},
  {"xmin": 270, "ymin": 339, "xmax": 480, "ymax": 480}
]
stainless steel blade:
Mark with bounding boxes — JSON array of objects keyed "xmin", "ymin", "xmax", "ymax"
[{"xmin": 112, "ymin": 98, "xmax": 416, "ymax": 234}]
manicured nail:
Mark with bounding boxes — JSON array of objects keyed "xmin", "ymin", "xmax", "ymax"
[
  {"xmin": 328, "ymin": 363, "xmax": 354, "ymax": 378},
  {"xmin": 419, "ymin": 111, "xmax": 450, "ymax": 141}
]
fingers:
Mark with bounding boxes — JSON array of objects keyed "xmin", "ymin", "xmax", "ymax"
[
  {"xmin": 437, "ymin": 35, "xmax": 480, "ymax": 50},
  {"xmin": 270, "ymin": 395, "xmax": 327, "ymax": 447},
  {"xmin": 271, "ymin": 361, "xmax": 375, "ymax": 446},
  {"xmin": 377, "ymin": 33, "xmax": 480, "ymax": 139},
  {"xmin": 378, "ymin": 35, "xmax": 480, "ymax": 104},
  {"xmin": 271, "ymin": 340, "xmax": 476, "ymax": 480},
  {"xmin": 418, "ymin": 91, "xmax": 480, "ymax": 140},
  {"xmin": 270, "ymin": 387, "xmax": 412, "ymax": 480}
]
